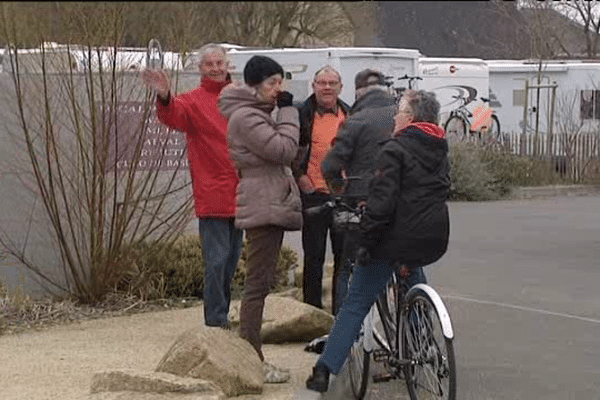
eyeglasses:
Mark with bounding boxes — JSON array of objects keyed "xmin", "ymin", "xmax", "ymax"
[{"xmin": 314, "ymin": 80, "xmax": 340, "ymax": 88}]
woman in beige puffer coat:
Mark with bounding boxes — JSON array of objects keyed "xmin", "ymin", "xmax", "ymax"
[{"xmin": 218, "ymin": 55, "xmax": 302, "ymax": 383}]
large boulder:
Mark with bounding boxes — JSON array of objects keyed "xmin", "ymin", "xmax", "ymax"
[
  {"xmin": 155, "ymin": 327, "xmax": 263, "ymax": 397},
  {"xmin": 230, "ymin": 295, "xmax": 334, "ymax": 344},
  {"xmin": 89, "ymin": 370, "xmax": 224, "ymax": 399},
  {"xmin": 89, "ymin": 392, "xmax": 222, "ymax": 400}
]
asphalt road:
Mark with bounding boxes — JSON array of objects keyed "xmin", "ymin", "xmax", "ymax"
[{"xmin": 288, "ymin": 195, "xmax": 600, "ymax": 399}]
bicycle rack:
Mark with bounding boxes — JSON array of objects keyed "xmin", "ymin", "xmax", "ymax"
[{"xmin": 146, "ymin": 38, "xmax": 163, "ymax": 70}]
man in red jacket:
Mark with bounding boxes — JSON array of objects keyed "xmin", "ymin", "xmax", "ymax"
[{"xmin": 141, "ymin": 44, "xmax": 242, "ymax": 329}]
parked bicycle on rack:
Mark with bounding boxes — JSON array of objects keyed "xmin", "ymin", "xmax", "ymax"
[
  {"xmin": 385, "ymin": 74, "xmax": 423, "ymax": 103},
  {"xmin": 304, "ymin": 195, "xmax": 457, "ymax": 400},
  {"xmin": 444, "ymin": 95, "xmax": 502, "ymax": 147}
]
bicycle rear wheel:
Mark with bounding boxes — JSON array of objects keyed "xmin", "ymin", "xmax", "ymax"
[
  {"xmin": 444, "ymin": 116, "xmax": 467, "ymax": 145},
  {"xmin": 402, "ymin": 288, "xmax": 456, "ymax": 400},
  {"xmin": 348, "ymin": 315, "xmax": 371, "ymax": 399}
]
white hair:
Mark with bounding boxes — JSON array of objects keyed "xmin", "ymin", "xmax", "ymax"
[
  {"xmin": 184, "ymin": 43, "xmax": 227, "ymax": 70},
  {"xmin": 196, "ymin": 43, "xmax": 226, "ymax": 64}
]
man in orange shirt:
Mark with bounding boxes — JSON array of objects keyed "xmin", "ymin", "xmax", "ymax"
[{"xmin": 294, "ymin": 66, "xmax": 350, "ymax": 315}]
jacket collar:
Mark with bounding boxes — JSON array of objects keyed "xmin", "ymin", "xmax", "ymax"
[
  {"xmin": 396, "ymin": 122, "xmax": 445, "ymax": 139},
  {"xmin": 350, "ymin": 89, "xmax": 395, "ymax": 114},
  {"xmin": 306, "ymin": 93, "xmax": 350, "ymax": 116},
  {"xmin": 201, "ymin": 74, "xmax": 231, "ymax": 94}
]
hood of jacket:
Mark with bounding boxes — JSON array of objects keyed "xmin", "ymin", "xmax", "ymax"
[
  {"xmin": 218, "ymin": 84, "xmax": 274, "ymax": 119},
  {"xmin": 394, "ymin": 124, "xmax": 448, "ymax": 174}
]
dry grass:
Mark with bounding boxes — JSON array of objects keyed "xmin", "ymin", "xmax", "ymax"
[{"xmin": 0, "ymin": 290, "xmax": 201, "ymax": 336}]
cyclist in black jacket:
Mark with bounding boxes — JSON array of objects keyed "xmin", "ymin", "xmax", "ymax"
[{"xmin": 306, "ymin": 89, "xmax": 450, "ymax": 393}]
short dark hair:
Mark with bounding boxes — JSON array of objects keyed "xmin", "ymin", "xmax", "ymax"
[
  {"xmin": 404, "ymin": 90, "xmax": 440, "ymax": 124},
  {"xmin": 354, "ymin": 69, "xmax": 386, "ymax": 89}
]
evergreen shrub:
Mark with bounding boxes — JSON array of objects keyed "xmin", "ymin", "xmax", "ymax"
[
  {"xmin": 449, "ymin": 142, "xmax": 566, "ymax": 201},
  {"xmin": 118, "ymin": 235, "xmax": 299, "ymax": 301}
]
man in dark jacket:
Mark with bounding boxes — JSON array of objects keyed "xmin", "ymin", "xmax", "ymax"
[
  {"xmin": 306, "ymin": 89, "xmax": 450, "ymax": 392},
  {"xmin": 294, "ymin": 65, "xmax": 351, "ymax": 314},
  {"xmin": 320, "ymin": 69, "xmax": 397, "ymax": 314}
]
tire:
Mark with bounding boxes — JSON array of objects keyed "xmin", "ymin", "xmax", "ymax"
[
  {"xmin": 348, "ymin": 325, "xmax": 371, "ymax": 399},
  {"xmin": 444, "ymin": 116, "xmax": 467, "ymax": 145},
  {"xmin": 402, "ymin": 289, "xmax": 456, "ymax": 400},
  {"xmin": 489, "ymin": 114, "xmax": 501, "ymax": 143},
  {"xmin": 375, "ymin": 274, "xmax": 401, "ymax": 352}
]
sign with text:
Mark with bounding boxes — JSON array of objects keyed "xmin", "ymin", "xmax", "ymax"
[{"xmin": 102, "ymin": 101, "xmax": 188, "ymax": 172}]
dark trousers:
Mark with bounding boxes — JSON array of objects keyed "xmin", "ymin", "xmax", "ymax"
[
  {"xmin": 301, "ymin": 192, "xmax": 344, "ymax": 312},
  {"xmin": 239, "ymin": 225, "xmax": 284, "ymax": 361}
]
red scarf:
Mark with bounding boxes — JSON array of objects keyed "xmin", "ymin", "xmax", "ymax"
[{"xmin": 396, "ymin": 122, "xmax": 445, "ymax": 139}]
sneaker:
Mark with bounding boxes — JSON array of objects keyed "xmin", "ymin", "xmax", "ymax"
[
  {"xmin": 204, "ymin": 323, "xmax": 230, "ymax": 330},
  {"xmin": 306, "ymin": 362, "xmax": 330, "ymax": 392},
  {"xmin": 264, "ymin": 362, "xmax": 290, "ymax": 384},
  {"xmin": 304, "ymin": 335, "xmax": 328, "ymax": 354}
]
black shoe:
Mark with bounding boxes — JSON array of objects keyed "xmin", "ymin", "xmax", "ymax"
[
  {"xmin": 306, "ymin": 362, "xmax": 330, "ymax": 392},
  {"xmin": 304, "ymin": 335, "xmax": 328, "ymax": 354}
]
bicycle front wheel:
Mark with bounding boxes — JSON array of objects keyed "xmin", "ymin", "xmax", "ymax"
[
  {"xmin": 444, "ymin": 116, "xmax": 467, "ymax": 145},
  {"xmin": 402, "ymin": 288, "xmax": 456, "ymax": 400},
  {"xmin": 348, "ymin": 320, "xmax": 371, "ymax": 399},
  {"xmin": 488, "ymin": 114, "xmax": 505, "ymax": 150},
  {"xmin": 375, "ymin": 273, "xmax": 401, "ymax": 351}
]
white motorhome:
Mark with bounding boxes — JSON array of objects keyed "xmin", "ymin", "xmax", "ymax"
[
  {"xmin": 199, "ymin": 46, "xmax": 422, "ymax": 106},
  {"xmin": 1, "ymin": 43, "xmax": 184, "ymax": 74},
  {"xmin": 488, "ymin": 59, "xmax": 600, "ymax": 136},
  {"xmin": 418, "ymin": 57, "xmax": 489, "ymax": 125}
]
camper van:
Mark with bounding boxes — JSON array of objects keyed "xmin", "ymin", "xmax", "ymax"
[
  {"xmin": 1, "ymin": 43, "xmax": 184, "ymax": 74},
  {"xmin": 197, "ymin": 46, "xmax": 490, "ymax": 127},
  {"xmin": 205, "ymin": 46, "xmax": 422, "ymax": 106},
  {"xmin": 1, "ymin": 42, "xmax": 85, "ymax": 74},
  {"xmin": 418, "ymin": 57, "xmax": 490, "ymax": 125},
  {"xmin": 488, "ymin": 59, "xmax": 600, "ymax": 136}
]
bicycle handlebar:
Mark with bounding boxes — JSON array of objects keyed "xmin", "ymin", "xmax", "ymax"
[
  {"xmin": 304, "ymin": 194, "xmax": 366, "ymax": 220},
  {"xmin": 304, "ymin": 200, "xmax": 335, "ymax": 218},
  {"xmin": 397, "ymin": 74, "xmax": 422, "ymax": 81},
  {"xmin": 451, "ymin": 95, "xmax": 491, "ymax": 104}
]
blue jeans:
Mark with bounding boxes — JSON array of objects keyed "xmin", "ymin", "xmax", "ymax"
[
  {"xmin": 319, "ymin": 259, "xmax": 427, "ymax": 374},
  {"xmin": 198, "ymin": 218, "xmax": 243, "ymax": 327}
]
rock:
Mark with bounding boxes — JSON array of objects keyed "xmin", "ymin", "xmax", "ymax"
[
  {"xmin": 275, "ymin": 287, "xmax": 302, "ymax": 302},
  {"xmin": 155, "ymin": 327, "xmax": 263, "ymax": 397},
  {"xmin": 230, "ymin": 295, "xmax": 334, "ymax": 344},
  {"xmin": 88, "ymin": 390, "xmax": 223, "ymax": 400},
  {"xmin": 89, "ymin": 370, "xmax": 224, "ymax": 399},
  {"xmin": 294, "ymin": 266, "xmax": 303, "ymax": 288}
]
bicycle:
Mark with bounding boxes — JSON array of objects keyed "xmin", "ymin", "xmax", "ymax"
[
  {"xmin": 444, "ymin": 95, "xmax": 503, "ymax": 148},
  {"xmin": 305, "ymin": 194, "xmax": 457, "ymax": 400},
  {"xmin": 385, "ymin": 74, "xmax": 422, "ymax": 104}
]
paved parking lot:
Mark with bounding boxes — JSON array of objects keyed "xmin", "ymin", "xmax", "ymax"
[{"xmin": 289, "ymin": 194, "xmax": 600, "ymax": 399}]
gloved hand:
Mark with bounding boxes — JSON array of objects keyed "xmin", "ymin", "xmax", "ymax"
[
  {"xmin": 355, "ymin": 247, "xmax": 371, "ymax": 267},
  {"xmin": 277, "ymin": 91, "xmax": 294, "ymax": 108}
]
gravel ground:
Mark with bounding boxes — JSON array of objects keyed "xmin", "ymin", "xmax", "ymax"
[{"xmin": 0, "ymin": 298, "xmax": 325, "ymax": 400}]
